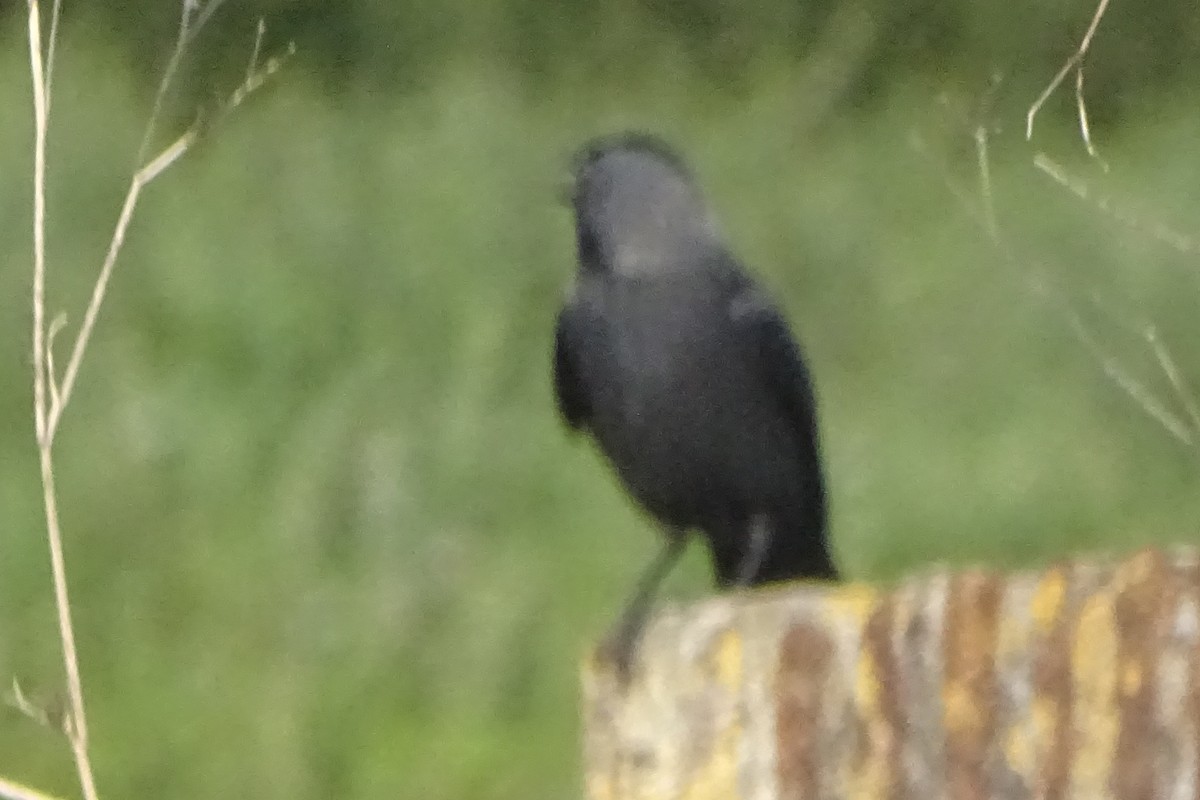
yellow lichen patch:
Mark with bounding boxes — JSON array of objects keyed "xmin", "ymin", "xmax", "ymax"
[
  {"xmin": 680, "ymin": 721, "xmax": 743, "ymax": 800},
  {"xmin": 1069, "ymin": 591, "xmax": 1119, "ymax": 800},
  {"xmin": 671, "ymin": 629, "xmax": 747, "ymax": 800},
  {"xmin": 1022, "ymin": 568, "xmax": 1070, "ymax": 785},
  {"xmin": 854, "ymin": 628, "xmax": 880, "ymax": 715},
  {"xmin": 844, "ymin": 628, "xmax": 889, "ymax": 800},
  {"xmin": 825, "ymin": 578, "xmax": 886, "ymax": 800},
  {"xmin": 1030, "ymin": 569, "xmax": 1066, "ymax": 631},
  {"xmin": 1005, "ymin": 724, "xmax": 1034, "ymax": 778},
  {"xmin": 943, "ymin": 681, "xmax": 984, "ymax": 736},
  {"xmin": 712, "ymin": 629, "xmax": 743, "ymax": 690},
  {"xmin": 824, "ymin": 584, "xmax": 881, "ymax": 628},
  {"xmin": 585, "ymin": 771, "xmax": 617, "ymax": 800},
  {"xmin": 1027, "ymin": 697, "xmax": 1058, "ymax": 777}
]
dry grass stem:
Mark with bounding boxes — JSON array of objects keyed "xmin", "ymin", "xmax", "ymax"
[
  {"xmin": 915, "ymin": 110, "xmax": 1196, "ymax": 452},
  {"xmin": 974, "ymin": 125, "xmax": 999, "ymax": 242},
  {"xmin": 1083, "ymin": 295, "xmax": 1200, "ymax": 439},
  {"xmin": 188, "ymin": 0, "xmax": 231, "ymax": 47},
  {"xmin": 1073, "ymin": 67, "xmax": 1106, "ymax": 167},
  {"xmin": 7, "ymin": 678, "xmax": 52, "ymax": 729},
  {"xmin": 1146, "ymin": 327, "xmax": 1200, "ymax": 440},
  {"xmin": 1034, "ymin": 153, "xmax": 1200, "ymax": 256},
  {"xmin": 1060, "ymin": 310, "xmax": 1193, "ymax": 445},
  {"xmin": 43, "ymin": 0, "xmax": 62, "ymax": 109},
  {"xmin": 28, "ymin": 0, "xmax": 49, "ymax": 445},
  {"xmin": 223, "ymin": 35, "xmax": 296, "ymax": 120},
  {"xmin": 47, "ymin": 125, "xmax": 197, "ymax": 441},
  {"xmin": 46, "ymin": 314, "xmax": 66, "ymax": 412},
  {"xmin": 0, "ymin": 777, "xmax": 66, "ymax": 800},
  {"xmin": 137, "ymin": 0, "xmax": 229, "ymax": 165},
  {"xmin": 1025, "ymin": 0, "xmax": 1111, "ymax": 163},
  {"xmin": 136, "ymin": 0, "xmax": 198, "ymax": 164},
  {"xmin": 247, "ymin": 18, "xmax": 266, "ymax": 83},
  {"xmin": 25, "ymin": 0, "xmax": 94, "ymax": 796},
  {"xmin": 24, "ymin": 1, "xmax": 289, "ymax": 797}
]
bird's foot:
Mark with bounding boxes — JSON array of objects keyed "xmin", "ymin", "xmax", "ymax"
[{"xmin": 596, "ymin": 614, "xmax": 644, "ymax": 685}]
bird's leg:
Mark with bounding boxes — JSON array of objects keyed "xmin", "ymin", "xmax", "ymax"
[
  {"xmin": 735, "ymin": 514, "xmax": 771, "ymax": 587},
  {"xmin": 602, "ymin": 531, "xmax": 689, "ymax": 682}
]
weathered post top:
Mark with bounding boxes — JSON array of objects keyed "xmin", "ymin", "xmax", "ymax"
[{"xmin": 582, "ymin": 546, "xmax": 1200, "ymax": 800}]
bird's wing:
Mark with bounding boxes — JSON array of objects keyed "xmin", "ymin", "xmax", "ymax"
[
  {"xmin": 728, "ymin": 286, "xmax": 820, "ymax": 437},
  {"xmin": 553, "ymin": 302, "xmax": 592, "ymax": 430}
]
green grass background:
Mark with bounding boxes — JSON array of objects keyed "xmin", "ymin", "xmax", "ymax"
[{"xmin": 1, "ymin": 17, "xmax": 1199, "ymax": 799}]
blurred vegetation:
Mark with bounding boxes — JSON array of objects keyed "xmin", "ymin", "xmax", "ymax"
[
  {"xmin": 4, "ymin": 0, "xmax": 1200, "ymax": 117},
  {"xmin": 1, "ymin": 2, "xmax": 1199, "ymax": 798}
]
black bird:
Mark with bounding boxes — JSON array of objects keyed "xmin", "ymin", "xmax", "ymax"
[{"xmin": 553, "ymin": 133, "xmax": 838, "ymax": 662}]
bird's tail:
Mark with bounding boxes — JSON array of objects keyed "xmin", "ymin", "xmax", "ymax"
[{"xmin": 710, "ymin": 509, "xmax": 839, "ymax": 587}]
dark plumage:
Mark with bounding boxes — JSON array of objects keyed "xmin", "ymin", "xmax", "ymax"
[{"xmin": 553, "ymin": 133, "xmax": 837, "ymax": 664}]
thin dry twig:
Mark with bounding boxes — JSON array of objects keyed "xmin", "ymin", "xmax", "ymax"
[
  {"xmin": 46, "ymin": 314, "xmax": 66, "ymax": 415},
  {"xmin": 137, "ymin": 0, "xmax": 233, "ymax": 166},
  {"xmin": 221, "ymin": 33, "xmax": 296, "ymax": 121},
  {"xmin": 188, "ymin": 0, "xmax": 231, "ymax": 47},
  {"xmin": 1026, "ymin": 0, "xmax": 1111, "ymax": 163},
  {"xmin": 47, "ymin": 126, "xmax": 197, "ymax": 440},
  {"xmin": 24, "ymin": 3, "xmax": 290, "ymax": 798},
  {"xmin": 1060, "ymin": 307, "xmax": 1193, "ymax": 445},
  {"xmin": 43, "ymin": 0, "xmax": 62, "ymax": 110},
  {"xmin": 1034, "ymin": 153, "xmax": 1200, "ymax": 256},
  {"xmin": 7, "ymin": 677, "xmax": 52, "ymax": 729},
  {"xmin": 915, "ymin": 120, "xmax": 1195, "ymax": 451},
  {"xmin": 1080, "ymin": 291, "xmax": 1200, "ymax": 449},
  {"xmin": 1064, "ymin": 293, "xmax": 1197, "ymax": 447},
  {"xmin": 0, "ymin": 777, "xmax": 66, "ymax": 800},
  {"xmin": 25, "ymin": 1, "xmax": 95, "ymax": 797},
  {"xmin": 247, "ymin": 18, "xmax": 266, "ymax": 83},
  {"xmin": 28, "ymin": 0, "xmax": 49, "ymax": 446},
  {"xmin": 1147, "ymin": 327, "xmax": 1200, "ymax": 437},
  {"xmin": 136, "ymin": 0, "xmax": 198, "ymax": 165},
  {"xmin": 48, "ymin": 29, "xmax": 294, "ymax": 442},
  {"xmin": 974, "ymin": 125, "xmax": 999, "ymax": 242},
  {"xmin": 1073, "ymin": 66, "xmax": 1105, "ymax": 167}
]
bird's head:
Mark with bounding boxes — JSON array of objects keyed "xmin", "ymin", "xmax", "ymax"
[{"xmin": 568, "ymin": 133, "xmax": 721, "ymax": 277}]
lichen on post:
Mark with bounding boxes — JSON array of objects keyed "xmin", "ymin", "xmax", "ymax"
[{"xmin": 582, "ymin": 547, "xmax": 1200, "ymax": 800}]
